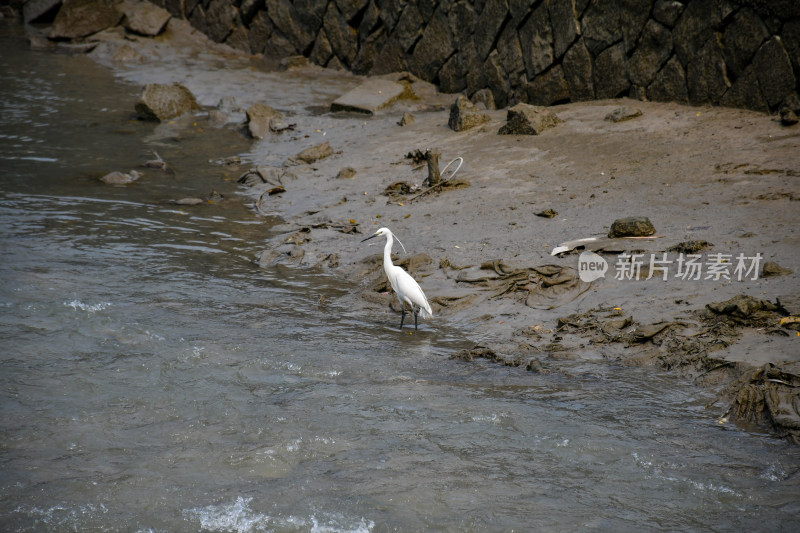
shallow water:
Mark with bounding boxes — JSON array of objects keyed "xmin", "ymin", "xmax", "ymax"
[{"xmin": 2, "ymin": 24, "xmax": 800, "ymax": 532}]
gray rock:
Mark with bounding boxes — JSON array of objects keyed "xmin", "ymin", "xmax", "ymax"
[
  {"xmin": 100, "ymin": 170, "xmax": 141, "ymax": 185},
  {"xmin": 407, "ymin": 6, "xmax": 452, "ymax": 82},
  {"xmin": 287, "ymin": 141, "xmax": 334, "ymax": 165},
  {"xmin": 438, "ymin": 53, "xmax": 465, "ymax": 93},
  {"xmin": 448, "ymin": 95, "xmax": 491, "ymax": 132},
  {"xmin": 279, "ymin": 55, "xmax": 310, "ymax": 69},
  {"xmin": 519, "ymin": 3, "xmax": 553, "ymax": 79},
  {"xmin": 721, "ymin": 67, "xmax": 766, "ymax": 112},
  {"xmin": 783, "ymin": 19, "xmax": 800, "ymax": 77},
  {"xmin": 397, "ymin": 112, "xmax": 415, "ymax": 126},
  {"xmin": 620, "ymin": 0, "xmax": 651, "ymax": 54},
  {"xmin": 337, "ymin": 166, "xmax": 357, "ymax": 179},
  {"xmin": 548, "ymin": 0, "xmax": 581, "ymax": 59},
  {"xmin": 780, "ymin": 93, "xmax": 800, "ymax": 125},
  {"xmin": 247, "ymin": 11, "xmax": 273, "ymax": 54},
  {"xmin": 563, "ymin": 38, "xmax": 594, "ymax": 101},
  {"xmin": 135, "ymin": 83, "xmax": 200, "ymax": 122},
  {"xmin": 666, "ymin": 240, "xmax": 712, "ymax": 254},
  {"xmin": 629, "ymin": 20, "xmax": 672, "ymax": 87},
  {"xmin": 687, "ymin": 35, "xmax": 729, "ymax": 105},
  {"xmin": 652, "ymin": 0, "xmax": 684, "ymax": 27},
  {"xmin": 246, "ymin": 103, "xmax": 284, "ymax": 139},
  {"xmin": 498, "ymin": 103, "xmax": 562, "ymax": 135},
  {"xmin": 608, "ymin": 217, "xmax": 656, "ymax": 238},
  {"xmin": 604, "ymin": 106, "xmax": 642, "ymax": 122},
  {"xmin": 49, "ymin": 0, "xmax": 123, "ymax": 40},
  {"xmin": 474, "ymin": 0, "xmax": 508, "ymax": 60},
  {"xmin": 205, "ymin": 0, "xmax": 237, "ymax": 43},
  {"xmin": 331, "ymin": 78, "xmax": 410, "ymax": 114},
  {"xmin": 672, "ymin": 0, "xmax": 725, "ymax": 66},
  {"xmin": 170, "ymin": 197, "xmax": 204, "ymax": 205},
  {"xmin": 335, "ymin": 0, "xmax": 366, "ymax": 21},
  {"xmin": 483, "ymin": 51, "xmax": 511, "ymax": 109},
  {"xmin": 121, "ymin": 0, "xmax": 171, "ymax": 36},
  {"xmin": 647, "ymin": 56, "xmax": 688, "ymax": 103},
  {"xmin": 761, "ymin": 261, "xmax": 793, "ymax": 277},
  {"xmin": 323, "ymin": 3, "xmax": 357, "ymax": 67},
  {"xmin": 471, "ymin": 88, "xmax": 496, "ymax": 110},
  {"xmin": 110, "ymin": 42, "xmax": 144, "ymax": 63},
  {"xmin": 781, "ymin": 109, "xmax": 799, "ymax": 126},
  {"xmin": 581, "ymin": 1, "xmax": 622, "ymax": 56},
  {"xmin": 525, "ymin": 65, "xmax": 570, "ymax": 106},
  {"xmin": 753, "ymin": 36, "xmax": 795, "ymax": 108},
  {"xmin": 594, "ymin": 42, "xmax": 629, "ymax": 99},
  {"xmin": 23, "ymin": 0, "xmax": 62, "ymax": 24},
  {"xmin": 721, "ymin": 7, "xmax": 770, "ymax": 79},
  {"xmin": 309, "ymin": 29, "xmax": 334, "ymax": 66},
  {"xmin": 267, "ymin": 0, "xmax": 315, "ymax": 53}
]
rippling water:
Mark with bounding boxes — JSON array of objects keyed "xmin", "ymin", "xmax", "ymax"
[{"xmin": 2, "ymin": 23, "xmax": 799, "ymax": 532}]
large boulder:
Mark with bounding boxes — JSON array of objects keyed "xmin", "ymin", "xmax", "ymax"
[
  {"xmin": 135, "ymin": 83, "xmax": 200, "ymax": 122},
  {"xmin": 120, "ymin": 0, "xmax": 171, "ymax": 36},
  {"xmin": 49, "ymin": 0, "xmax": 123, "ymax": 40}
]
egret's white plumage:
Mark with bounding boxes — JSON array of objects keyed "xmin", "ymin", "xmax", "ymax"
[{"xmin": 362, "ymin": 227, "xmax": 432, "ymax": 330}]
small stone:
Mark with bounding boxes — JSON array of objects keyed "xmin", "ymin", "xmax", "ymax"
[
  {"xmin": 448, "ymin": 95, "xmax": 491, "ymax": 132},
  {"xmin": 279, "ymin": 55, "xmax": 309, "ymax": 69},
  {"xmin": 667, "ymin": 240, "xmax": 712, "ymax": 254},
  {"xmin": 135, "ymin": 83, "xmax": 199, "ymax": 122},
  {"xmin": 287, "ymin": 141, "xmax": 334, "ymax": 165},
  {"xmin": 608, "ymin": 216, "xmax": 656, "ymax": 238},
  {"xmin": 337, "ymin": 166, "xmax": 357, "ymax": 179},
  {"xmin": 170, "ymin": 197, "xmax": 203, "ymax": 205},
  {"xmin": 397, "ymin": 112, "xmax": 415, "ymax": 126},
  {"xmin": 100, "ymin": 170, "xmax": 141, "ymax": 185},
  {"xmin": 498, "ymin": 103, "xmax": 562, "ymax": 135},
  {"xmin": 246, "ymin": 103, "xmax": 283, "ymax": 140},
  {"xmin": 536, "ymin": 208, "xmax": 558, "ymax": 218},
  {"xmin": 206, "ymin": 190, "xmax": 224, "ymax": 203},
  {"xmin": 604, "ymin": 106, "xmax": 643, "ymax": 123},
  {"xmin": 781, "ymin": 109, "xmax": 799, "ymax": 126},
  {"xmin": 761, "ymin": 261, "xmax": 793, "ymax": 277},
  {"xmin": 471, "ymin": 88, "xmax": 496, "ymax": 110}
]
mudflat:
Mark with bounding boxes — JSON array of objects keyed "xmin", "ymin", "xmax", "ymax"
[{"xmin": 39, "ymin": 17, "xmax": 800, "ymax": 440}]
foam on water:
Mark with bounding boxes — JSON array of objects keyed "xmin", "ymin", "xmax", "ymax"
[
  {"xmin": 64, "ymin": 299, "xmax": 113, "ymax": 313},
  {"xmin": 182, "ymin": 496, "xmax": 374, "ymax": 533}
]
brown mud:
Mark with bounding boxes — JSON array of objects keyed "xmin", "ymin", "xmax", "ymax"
[{"xmin": 21, "ymin": 15, "xmax": 800, "ymax": 442}]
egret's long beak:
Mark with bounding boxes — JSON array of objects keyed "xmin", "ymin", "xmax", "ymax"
[{"xmin": 361, "ymin": 233, "xmax": 378, "ymax": 243}]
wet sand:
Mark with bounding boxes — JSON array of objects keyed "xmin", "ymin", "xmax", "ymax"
[{"xmin": 48, "ymin": 19, "xmax": 800, "ymax": 439}]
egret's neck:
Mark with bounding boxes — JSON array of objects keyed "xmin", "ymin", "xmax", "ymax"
[{"xmin": 383, "ymin": 233, "xmax": 394, "ymax": 269}]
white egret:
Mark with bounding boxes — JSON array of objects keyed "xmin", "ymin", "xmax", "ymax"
[{"xmin": 362, "ymin": 227, "xmax": 433, "ymax": 330}]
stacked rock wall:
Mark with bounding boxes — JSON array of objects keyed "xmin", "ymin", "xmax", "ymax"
[{"xmin": 152, "ymin": 0, "xmax": 799, "ymax": 113}]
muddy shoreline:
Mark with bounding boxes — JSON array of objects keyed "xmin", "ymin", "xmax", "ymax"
[{"xmin": 17, "ymin": 16, "xmax": 800, "ymax": 441}]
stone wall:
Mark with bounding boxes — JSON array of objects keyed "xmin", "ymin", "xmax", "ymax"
[{"xmin": 152, "ymin": 0, "xmax": 799, "ymax": 112}]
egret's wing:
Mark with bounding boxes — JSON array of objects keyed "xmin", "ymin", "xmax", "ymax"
[{"xmin": 395, "ymin": 267, "xmax": 432, "ymax": 317}]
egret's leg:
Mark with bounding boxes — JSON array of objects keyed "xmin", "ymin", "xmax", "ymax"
[
  {"xmin": 414, "ymin": 309, "xmax": 418, "ymax": 331},
  {"xmin": 399, "ymin": 307, "xmax": 406, "ymax": 330}
]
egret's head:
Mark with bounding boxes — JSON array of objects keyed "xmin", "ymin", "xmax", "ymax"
[
  {"xmin": 360, "ymin": 227, "xmax": 406, "ymax": 253},
  {"xmin": 361, "ymin": 227, "xmax": 391, "ymax": 242}
]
